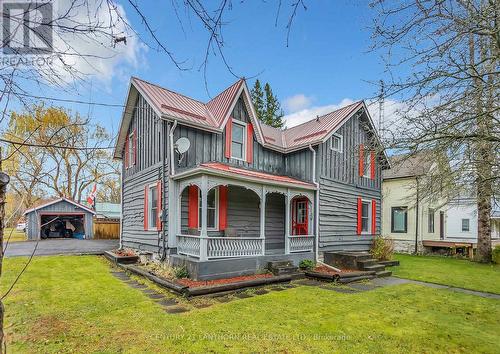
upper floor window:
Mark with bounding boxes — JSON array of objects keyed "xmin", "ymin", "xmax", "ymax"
[
  {"xmin": 126, "ymin": 130, "xmax": 136, "ymax": 169},
  {"xmin": 331, "ymin": 134, "xmax": 343, "ymax": 153},
  {"xmin": 461, "ymin": 218, "xmax": 470, "ymax": 232},
  {"xmin": 391, "ymin": 207, "xmax": 408, "ymax": 233},
  {"xmin": 231, "ymin": 121, "xmax": 246, "ymax": 160},
  {"xmin": 363, "ymin": 148, "xmax": 371, "ymax": 178}
]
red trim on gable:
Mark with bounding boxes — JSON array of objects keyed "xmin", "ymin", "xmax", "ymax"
[
  {"xmin": 357, "ymin": 197, "xmax": 362, "ymax": 235},
  {"xmin": 370, "ymin": 150, "xmax": 375, "ymax": 180},
  {"xmin": 359, "ymin": 144, "xmax": 364, "ymax": 177},
  {"xmin": 157, "ymin": 181, "xmax": 162, "ymax": 230},
  {"xmin": 219, "ymin": 186, "xmax": 228, "ymax": 230},
  {"xmin": 225, "ymin": 118, "xmax": 232, "ymax": 159},
  {"xmin": 247, "ymin": 123, "xmax": 253, "ymax": 163},
  {"xmin": 371, "ymin": 199, "xmax": 376, "ymax": 234},
  {"xmin": 144, "ymin": 185, "xmax": 148, "ymax": 230},
  {"xmin": 188, "ymin": 186, "xmax": 199, "ymax": 229}
]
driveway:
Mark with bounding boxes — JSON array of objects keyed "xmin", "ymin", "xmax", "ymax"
[{"xmin": 4, "ymin": 239, "xmax": 119, "ymax": 257}]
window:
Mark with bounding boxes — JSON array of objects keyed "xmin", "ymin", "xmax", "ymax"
[
  {"xmin": 148, "ymin": 184, "xmax": 158, "ymax": 229},
  {"xmin": 361, "ymin": 201, "xmax": 371, "ymax": 233},
  {"xmin": 428, "ymin": 208, "xmax": 435, "ymax": 233},
  {"xmin": 199, "ymin": 187, "xmax": 218, "ymax": 230},
  {"xmin": 331, "ymin": 134, "xmax": 343, "ymax": 152},
  {"xmin": 231, "ymin": 121, "xmax": 246, "ymax": 160},
  {"xmin": 363, "ymin": 147, "xmax": 371, "ymax": 178},
  {"xmin": 462, "ymin": 218, "xmax": 470, "ymax": 232},
  {"xmin": 391, "ymin": 207, "xmax": 408, "ymax": 233},
  {"xmin": 127, "ymin": 131, "xmax": 135, "ymax": 168}
]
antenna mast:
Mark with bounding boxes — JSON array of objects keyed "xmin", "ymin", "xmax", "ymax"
[{"xmin": 378, "ymin": 80, "xmax": 385, "ymax": 137}]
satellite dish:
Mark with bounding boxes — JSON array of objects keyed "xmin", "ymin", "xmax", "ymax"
[{"xmin": 175, "ymin": 137, "xmax": 191, "ymax": 154}]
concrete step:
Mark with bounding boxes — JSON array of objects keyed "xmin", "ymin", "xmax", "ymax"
[
  {"xmin": 357, "ymin": 258, "xmax": 377, "ymax": 267},
  {"xmin": 375, "ymin": 270, "xmax": 392, "ymax": 278},
  {"xmin": 361, "ymin": 264, "xmax": 386, "ymax": 272},
  {"xmin": 378, "ymin": 260, "xmax": 400, "ymax": 267}
]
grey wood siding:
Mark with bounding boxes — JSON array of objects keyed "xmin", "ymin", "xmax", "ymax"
[
  {"xmin": 317, "ymin": 111, "xmax": 382, "ymax": 252},
  {"xmin": 121, "ymin": 163, "xmax": 167, "ymax": 253},
  {"xmin": 25, "ymin": 200, "xmax": 94, "ymax": 240}
]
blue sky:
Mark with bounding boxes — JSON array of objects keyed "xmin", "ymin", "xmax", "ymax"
[{"xmin": 17, "ymin": 1, "xmax": 392, "ymax": 137}]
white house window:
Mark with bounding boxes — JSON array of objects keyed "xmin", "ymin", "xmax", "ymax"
[
  {"xmin": 391, "ymin": 207, "xmax": 408, "ymax": 233},
  {"xmin": 231, "ymin": 121, "xmax": 246, "ymax": 160},
  {"xmin": 331, "ymin": 134, "xmax": 343, "ymax": 153},
  {"xmin": 428, "ymin": 208, "xmax": 435, "ymax": 233},
  {"xmin": 199, "ymin": 187, "xmax": 219, "ymax": 230},
  {"xmin": 461, "ymin": 218, "xmax": 470, "ymax": 232},
  {"xmin": 128, "ymin": 131, "xmax": 135, "ymax": 167},
  {"xmin": 361, "ymin": 201, "xmax": 371, "ymax": 233},
  {"xmin": 148, "ymin": 184, "xmax": 158, "ymax": 229},
  {"xmin": 363, "ymin": 147, "xmax": 371, "ymax": 178}
]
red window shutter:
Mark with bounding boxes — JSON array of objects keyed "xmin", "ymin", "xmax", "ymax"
[
  {"xmin": 225, "ymin": 118, "xmax": 232, "ymax": 159},
  {"xmin": 357, "ymin": 197, "xmax": 362, "ymax": 235},
  {"xmin": 359, "ymin": 144, "xmax": 364, "ymax": 177},
  {"xmin": 246, "ymin": 124, "xmax": 253, "ymax": 164},
  {"xmin": 124, "ymin": 136, "xmax": 129, "ymax": 168},
  {"xmin": 144, "ymin": 185, "xmax": 149, "ymax": 230},
  {"xmin": 156, "ymin": 181, "xmax": 162, "ymax": 230},
  {"xmin": 219, "ymin": 186, "xmax": 228, "ymax": 230},
  {"xmin": 133, "ymin": 129, "xmax": 138, "ymax": 166},
  {"xmin": 370, "ymin": 151, "xmax": 375, "ymax": 180},
  {"xmin": 188, "ymin": 185, "xmax": 199, "ymax": 229},
  {"xmin": 371, "ymin": 199, "xmax": 376, "ymax": 234}
]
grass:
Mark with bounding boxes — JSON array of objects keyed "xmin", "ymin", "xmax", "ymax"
[
  {"xmin": 4, "ymin": 228, "xmax": 26, "ymax": 242},
  {"xmin": 2, "ymin": 256, "xmax": 500, "ymax": 353},
  {"xmin": 391, "ymin": 254, "xmax": 500, "ymax": 294}
]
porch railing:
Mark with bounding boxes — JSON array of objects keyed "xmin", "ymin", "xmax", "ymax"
[
  {"xmin": 176, "ymin": 234, "xmax": 264, "ymax": 260},
  {"xmin": 288, "ymin": 235, "xmax": 315, "ymax": 253}
]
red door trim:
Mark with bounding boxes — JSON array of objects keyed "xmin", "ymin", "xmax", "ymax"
[{"xmin": 188, "ymin": 186, "xmax": 199, "ymax": 229}]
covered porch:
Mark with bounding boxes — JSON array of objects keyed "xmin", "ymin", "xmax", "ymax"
[{"xmin": 170, "ymin": 163, "xmax": 317, "ymax": 262}]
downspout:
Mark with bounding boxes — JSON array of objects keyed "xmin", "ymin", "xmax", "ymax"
[
  {"xmin": 309, "ymin": 144, "xmax": 342, "ymax": 272},
  {"xmin": 160, "ymin": 120, "xmax": 171, "ymax": 260},
  {"xmin": 119, "ymin": 156, "xmax": 124, "ymax": 250},
  {"xmin": 415, "ymin": 176, "xmax": 420, "ymax": 254},
  {"xmin": 169, "ymin": 120, "xmax": 178, "ymax": 176}
]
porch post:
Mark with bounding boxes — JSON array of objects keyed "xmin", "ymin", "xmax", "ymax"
[
  {"xmin": 285, "ymin": 188, "xmax": 290, "ymax": 254},
  {"xmin": 260, "ymin": 186, "xmax": 266, "ymax": 255},
  {"xmin": 199, "ymin": 175, "xmax": 208, "ymax": 261}
]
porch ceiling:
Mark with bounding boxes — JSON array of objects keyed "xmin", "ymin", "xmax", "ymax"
[{"xmin": 173, "ymin": 162, "xmax": 316, "ymax": 190}]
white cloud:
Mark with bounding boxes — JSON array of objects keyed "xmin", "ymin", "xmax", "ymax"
[
  {"xmin": 283, "ymin": 98, "xmax": 356, "ymax": 127},
  {"xmin": 44, "ymin": 1, "xmax": 147, "ymax": 85},
  {"xmin": 283, "ymin": 94, "xmax": 313, "ymax": 113}
]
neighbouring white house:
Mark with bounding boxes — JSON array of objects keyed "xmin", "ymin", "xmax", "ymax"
[{"xmin": 382, "ymin": 154, "xmax": 500, "ymax": 254}]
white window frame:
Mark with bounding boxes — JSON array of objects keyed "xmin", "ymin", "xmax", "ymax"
[
  {"xmin": 461, "ymin": 218, "xmax": 470, "ymax": 232},
  {"xmin": 428, "ymin": 208, "xmax": 435, "ymax": 233},
  {"xmin": 363, "ymin": 147, "xmax": 371, "ymax": 178},
  {"xmin": 127, "ymin": 131, "xmax": 135, "ymax": 169},
  {"xmin": 230, "ymin": 120, "xmax": 247, "ymax": 161},
  {"xmin": 330, "ymin": 133, "xmax": 343, "ymax": 153},
  {"xmin": 361, "ymin": 199, "xmax": 372, "ymax": 234},
  {"xmin": 147, "ymin": 183, "xmax": 158, "ymax": 231},
  {"xmin": 198, "ymin": 187, "xmax": 219, "ymax": 231}
]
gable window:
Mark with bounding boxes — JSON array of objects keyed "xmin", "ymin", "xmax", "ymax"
[
  {"xmin": 199, "ymin": 187, "xmax": 219, "ymax": 230},
  {"xmin": 231, "ymin": 121, "xmax": 246, "ymax": 160},
  {"xmin": 126, "ymin": 130, "xmax": 136, "ymax": 169},
  {"xmin": 331, "ymin": 134, "xmax": 343, "ymax": 153},
  {"xmin": 146, "ymin": 183, "xmax": 158, "ymax": 230},
  {"xmin": 391, "ymin": 207, "xmax": 408, "ymax": 233},
  {"xmin": 461, "ymin": 218, "xmax": 470, "ymax": 232},
  {"xmin": 363, "ymin": 148, "xmax": 371, "ymax": 178},
  {"xmin": 428, "ymin": 208, "xmax": 435, "ymax": 233}
]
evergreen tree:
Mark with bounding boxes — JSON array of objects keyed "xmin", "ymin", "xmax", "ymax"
[
  {"xmin": 263, "ymin": 83, "xmax": 285, "ymax": 128},
  {"xmin": 250, "ymin": 79, "xmax": 265, "ymax": 122}
]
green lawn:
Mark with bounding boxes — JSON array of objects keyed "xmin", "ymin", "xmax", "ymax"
[
  {"xmin": 1, "ymin": 256, "xmax": 499, "ymax": 353},
  {"xmin": 4, "ymin": 228, "xmax": 26, "ymax": 242},
  {"xmin": 391, "ymin": 254, "xmax": 500, "ymax": 294}
]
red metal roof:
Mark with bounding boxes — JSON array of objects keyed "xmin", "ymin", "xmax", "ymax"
[
  {"xmin": 200, "ymin": 162, "xmax": 316, "ymax": 188},
  {"xmin": 206, "ymin": 79, "xmax": 243, "ymax": 126}
]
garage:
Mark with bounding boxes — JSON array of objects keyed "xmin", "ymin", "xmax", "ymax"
[{"xmin": 24, "ymin": 198, "xmax": 96, "ymax": 240}]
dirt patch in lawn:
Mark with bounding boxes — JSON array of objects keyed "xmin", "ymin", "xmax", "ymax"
[
  {"xmin": 177, "ymin": 273, "xmax": 274, "ymax": 288},
  {"xmin": 27, "ymin": 315, "xmax": 70, "ymax": 341}
]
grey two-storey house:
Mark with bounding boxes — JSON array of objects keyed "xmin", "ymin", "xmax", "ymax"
[{"xmin": 114, "ymin": 77, "xmax": 388, "ymax": 279}]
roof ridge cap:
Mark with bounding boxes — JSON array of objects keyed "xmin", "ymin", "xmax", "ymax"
[{"xmin": 132, "ymin": 77, "xmax": 206, "ymax": 105}]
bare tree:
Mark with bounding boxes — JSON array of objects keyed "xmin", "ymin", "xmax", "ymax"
[{"xmin": 371, "ymin": 0, "xmax": 499, "ymax": 262}]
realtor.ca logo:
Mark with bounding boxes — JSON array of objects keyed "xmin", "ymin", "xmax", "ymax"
[{"xmin": 1, "ymin": 0, "xmax": 53, "ymax": 65}]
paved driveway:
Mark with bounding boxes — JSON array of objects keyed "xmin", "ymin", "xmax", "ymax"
[{"xmin": 4, "ymin": 239, "xmax": 119, "ymax": 257}]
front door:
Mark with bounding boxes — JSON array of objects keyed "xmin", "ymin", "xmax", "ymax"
[{"xmin": 292, "ymin": 198, "xmax": 309, "ymax": 235}]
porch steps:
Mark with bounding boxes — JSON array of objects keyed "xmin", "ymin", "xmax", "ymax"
[
  {"xmin": 375, "ymin": 270, "xmax": 392, "ymax": 278},
  {"xmin": 267, "ymin": 261, "xmax": 300, "ymax": 277},
  {"xmin": 323, "ymin": 252, "xmax": 397, "ymax": 280}
]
